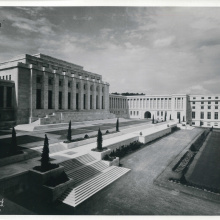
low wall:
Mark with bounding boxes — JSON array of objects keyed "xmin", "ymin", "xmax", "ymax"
[
  {"xmin": 0, "ymin": 151, "xmax": 28, "ymax": 167},
  {"xmin": 139, "ymin": 127, "xmax": 172, "ymax": 144},
  {"xmin": 90, "ymin": 149, "xmax": 111, "ymax": 160},
  {"xmin": 102, "ymin": 157, "xmax": 119, "ymax": 167},
  {"xmin": 42, "ymin": 178, "xmax": 74, "ymax": 202}
]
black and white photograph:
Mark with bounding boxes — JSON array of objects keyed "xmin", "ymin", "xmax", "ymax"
[{"xmin": 0, "ymin": 0, "xmax": 220, "ymax": 216}]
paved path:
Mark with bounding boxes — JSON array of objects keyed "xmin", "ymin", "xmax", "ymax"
[{"xmin": 58, "ymin": 128, "xmax": 220, "ymax": 215}]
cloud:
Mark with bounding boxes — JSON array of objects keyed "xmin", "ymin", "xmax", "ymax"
[
  {"xmin": 154, "ymin": 36, "xmax": 175, "ymax": 48},
  {"xmin": 180, "ymin": 85, "xmax": 211, "ymax": 95}
]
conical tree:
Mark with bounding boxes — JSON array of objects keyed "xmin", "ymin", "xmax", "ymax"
[
  {"xmin": 97, "ymin": 128, "xmax": 103, "ymax": 151},
  {"xmin": 170, "ymin": 114, "xmax": 171, "ymax": 120},
  {"xmin": 41, "ymin": 134, "xmax": 50, "ymax": 170},
  {"xmin": 116, "ymin": 118, "xmax": 119, "ymax": 132},
  {"xmin": 67, "ymin": 120, "xmax": 72, "ymax": 142},
  {"xmin": 152, "ymin": 115, "xmax": 154, "ymax": 124},
  {"xmin": 10, "ymin": 127, "xmax": 18, "ymax": 155}
]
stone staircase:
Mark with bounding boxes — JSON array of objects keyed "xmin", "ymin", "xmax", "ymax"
[
  {"xmin": 57, "ymin": 153, "xmax": 130, "ymax": 207},
  {"xmin": 59, "ymin": 166, "xmax": 130, "ymax": 207}
]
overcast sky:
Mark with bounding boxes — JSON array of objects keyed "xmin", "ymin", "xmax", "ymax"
[{"xmin": 0, "ymin": 7, "xmax": 220, "ymax": 95}]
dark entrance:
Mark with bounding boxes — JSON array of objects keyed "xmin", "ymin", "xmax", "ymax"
[{"xmin": 144, "ymin": 111, "xmax": 151, "ymax": 119}]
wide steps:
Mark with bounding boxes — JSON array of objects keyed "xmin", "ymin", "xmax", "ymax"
[
  {"xmin": 59, "ymin": 154, "xmax": 96, "ymax": 172},
  {"xmin": 67, "ymin": 160, "xmax": 109, "ymax": 185},
  {"xmin": 60, "ymin": 166, "xmax": 130, "ymax": 207}
]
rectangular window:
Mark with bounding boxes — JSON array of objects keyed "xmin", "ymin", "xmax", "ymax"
[
  {"xmin": 130, "ymin": 111, "xmax": 132, "ymax": 115},
  {"xmin": 161, "ymin": 111, "xmax": 163, "ymax": 116},
  {"xmin": 192, "ymin": 102, "xmax": 195, "ymax": 104},
  {"xmin": 6, "ymin": 87, "xmax": 12, "ymax": 108},
  {"xmin": 177, "ymin": 112, "xmax": 180, "ymax": 119},
  {"xmin": 215, "ymin": 97, "xmax": 218, "ymax": 99},
  {"xmin": 0, "ymin": 86, "xmax": 4, "ymax": 107},
  {"xmin": 137, "ymin": 111, "xmax": 139, "ymax": 115},
  {"xmin": 215, "ymin": 106, "xmax": 218, "ymax": 109},
  {"xmin": 68, "ymin": 92, "xmax": 71, "ymax": 109},
  {"xmin": 68, "ymin": 82, "xmax": 71, "ymax": 88},
  {"xmin": 83, "ymin": 94, "xmax": 86, "ymax": 109},
  {"xmin": 37, "ymin": 76, "xmax": 41, "ymax": 84},
  {"xmin": 201, "ymin": 106, "xmax": 204, "ymax": 109},
  {"xmin": 208, "ymin": 106, "xmax": 211, "ymax": 109},
  {"xmin": 157, "ymin": 111, "xmax": 159, "ymax": 116},
  {"xmin": 76, "ymin": 93, "xmax": 79, "ymax": 110},
  {"xmin": 200, "ymin": 112, "xmax": 204, "ymax": 119},
  {"xmin": 201, "ymin": 102, "xmax": 204, "ymax": 104},
  {"xmin": 96, "ymin": 95, "xmax": 98, "ymax": 109},
  {"xmin": 208, "ymin": 97, "xmax": 211, "ymax": 99},
  {"xmin": 214, "ymin": 123, "xmax": 218, "ymax": 126},
  {"xmin": 201, "ymin": 97, "xmax": 204, "ymax": 99},
  {"xmin": 59, "ymin": 80, "xmax": 62, "ymax": 87},
  {"xmin": 207, "ymin": 112, "xmax": 211, "ymax": 119},
  {"xmin": 102, "ymin": 96, "xmax": 104, "ymax": 109},
  {"xmin": 192, "ymin": 122, "xmax": 195, "ymax": 125},
  {"xmin": 193, "ymin": 97, "xmax": 196, "ymax": 99},
  {"xmin": 36, "ymin": 89, "xmax": 41, "ymax": 109},
  {"xmin": 9, "ymin": 75, "xmax": 11, "ymax": 80},
  {"xmin": 59, "ymin": 92, "xmax": 62, "ymax": 109},
  {"xmin": 215, "ymin": 112, "xmax": 218, "ymax": 120},
  {"xmin": 48, "ymin": 90, "xmax": 52, "ymax": 109},
  {"xmin": 90, "ymin": 95, "xmax": 92, "ymax": 109},
  {"xmin": 208, "ymin": 101, "xmax": 211, "ymax": 104},
  {"xmin": 215, "ymin": 101, "xmax": 218, "ymax": 104},
  {"xmin": 48, "ymin": 78, "xmax": 53, "ymax": 85},
  {"xmin": 192, "ymin": 106, "xmax": 195, "ymax": 109},
  {"xmin": 192, "ymin": 112, "xmax": 195, "ymax": 119}
]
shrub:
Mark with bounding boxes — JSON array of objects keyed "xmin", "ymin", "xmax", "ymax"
[
  {"xmin": 41, "ymin": 134, "xmax": 50, "ymax": 170},
  {"xmin": 116, "ymin": 118, "xmax": 119, "ymax": 132},
  {"xmin": 67, "ymin": 121, "xmax": 72, "ymax": 142},
  {"xmin": 97, "ymin": 128, "xmax": 103, "ymax": 151},
  {"xmin": 45, "ymin": 171, "xmax": 69, "ymax": 187},
  {"xmin": 106, "ymin": 130, "xmax": 110, "ymax": 134},
  {"xmin": 84, "ymin": 134, "xmax": 89, "ymax": 139}
]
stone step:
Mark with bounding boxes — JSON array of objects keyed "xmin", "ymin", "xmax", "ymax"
[{"xmin": 60, "ymin": 166, "xmax": 130, "ymax": 207}]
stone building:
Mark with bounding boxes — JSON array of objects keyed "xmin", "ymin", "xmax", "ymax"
[{"xmin": 0, "ymin": 54, "xmax": 114, "ymax": 125}]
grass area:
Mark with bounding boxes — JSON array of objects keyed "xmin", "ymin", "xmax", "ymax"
[
  {"xmin": 187, "ymin": 131, "xmax": 220, "ymax": 191},
  {"xmin": 47, "ymin": 128, "xmax": 93, "ymax": 136},
  {"xmin": 0, "ymin": 135, "xmax": 44, "ymax": 145},
  {"xmin": 0, "ymin": 131, "xmax": 11, "ymax": 136}
]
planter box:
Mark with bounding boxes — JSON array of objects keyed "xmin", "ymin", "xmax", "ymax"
[
  {"xmin": 29, "ymin": 166, "xmax": 64, "ymax": 186},
  {"xmin": 0, "ymin": 151, "xmax": 27, "ymax": 167},
  {"xmin": 90, "ymin": 149, "xmax": 111, "ymax": 160},
  {"xmin": 102, "ymin": 157, "xmax": 119, "ymax": 167},
  {"xmin": 42, "ymin": 178, "xmax": 74, "ymax": 202},
  {"xmin": 63, "ymin": 137, "xmax": 97, "ymax": 148}
]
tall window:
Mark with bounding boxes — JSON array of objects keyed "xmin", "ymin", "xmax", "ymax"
[
  {"xmin": 102, "ymin": 96, "xmax": 104, "ymax": 109},
  {"xmin": 192, "ymin": 112, "xmax": 195, "ymax": 119},
  {"xmin": 90, "ymin": 95, "xmax": 92, "ymax": 109},
  {"xmin": 83, "ymin": 94, "xmax": 86, "ymax": 109},
  {"xmin": 59, "ymin": 92, "xmax": 62, "ymax": 109},
  {"xmin": 0, "ymin": 86, "xmax": 4, "ymax": 107},
  {"xmin": 76, "ymin": 93, "xmax": 79, "ymax": 110},
  {"xmin": 207, "ymin": 112, "xmax": 211, "ymax": 119},
  {"xmin": 68, "ymin": 92, "xmax": 71, "ymax": 109},
  {"xmin": 200, "ymin": 112, "xmax": 204, "ymax": 119},
  {"xmin": 6, "ymin": 87, "xmax": 12, "ymax": 108},
  {"xmin": 96, "ymin": 95, "xmax": 98, "ymax": 109},
  {"xmin": 36, "ymin": 89, "xmax": 41, "ymax": 109},
  {"xmin": 215, "ymin": 112, "xmax": 218, "ymax": 120},
  {"xmin": 48, "ymin": 90, "xmax": 52, "ymax": 109}
]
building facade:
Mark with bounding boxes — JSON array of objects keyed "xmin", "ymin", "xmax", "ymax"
[{"xmin": 0, "ymin": 54, "xmax": 114, "ymax": 125}]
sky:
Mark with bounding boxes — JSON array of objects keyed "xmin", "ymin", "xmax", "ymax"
[{"xmin": 0, "ymin": 7, "xmax": 220, "ymax": 95}]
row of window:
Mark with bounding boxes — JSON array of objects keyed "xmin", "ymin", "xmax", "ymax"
[
  {"xmin": 0, "ymin": 86, "xmax": 13, "ymax": 108},
  {"xmin": 0, "ymin": 75, "xmax": 12, "ymax": 80},
  {"xmin": 36, "ymin": 89, "xmax": 104, "ymax": 110},
  {"xmin": 192, "ymin": 122, "xmax": 219, "ymax": 126},
  {"xmin": 192, "ymin": 106, "xmax": 218, "ymax": 109},
  {"xmin": 192, "ymin": 112, "xmax": 218, "ymax": 119},
  {"xmin": 192, "ymin": 101, "xmax": 218, "ymax": 104},
  {"xmin": 192, "ymin": 96, "xmax": 219, "ymax": 99},
  {"xmin": 130, "ymin": 111, "xmax": 139, "ymax": 116}
]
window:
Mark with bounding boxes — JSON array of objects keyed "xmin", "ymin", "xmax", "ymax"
[
  {"xmin": 157, "ymin": 111, "xmax": 159, "ymax": 116},
  {"xmin": 59, "ymin": 92, "xmax": 62, "ymax": 109},
  {"xmin": 215, "ymin": 106, "xmax": 218, "ymax": 109},
  {"xmin": 215, "ymin": 97, "xmax": 218, "ymax": 99},
  {"xmin": 37, "ymin": 76, "xmax": 41, "ymax": 84},
  {"xmin": 207, "ymin": 112, "xmax": 211, "ymax": 119},
  {"xmin": 192, "ymin": 122, "xmax": 195, "ymax": 125},
  {"xmin": 102, "ymin": 87, "xmax": 104, "ymax": 92},
  {"xmin": 208, "ymin": 97, "xmax": 211, "ymax": 99},
  {"xmin": 193, "ymin": 97, "xmax": 196, "ymax": 99},
  {"xmin": 161, "ymin": 111, "xmax": 163, "ymax": 116},
  {"xmin": 90, "ymin": 85, "xmax": 93, "ymax": 91},
  {"xmin": 76, "ymin": 83, "xmax": 79, "ymax": 89},
  {"xmin": 68, "ymin": 82, "xmax": 71, "ymax": 88},
  {"xmin": 201, "ymin": 97, "xmax": 204, "ymax": 99},
  {"xmin": 130, "ymin": 111, "xmax": 132, "ymax": 115},
  {"xmin": 201, "ymin": 102, "xmax": 204, "ymax": 104},
  {"xmin": 9, "ymin": 75, "xmax": 11, "ymax": 80},
  {"xmin": 68, "ymin": 92, "xmax": 71, "ymax": 109},
  {"xmin": 192, "ymin": 102, "xmax": 195, "ymax": 104},
  {"xmin": 215, "ymin": 112, "xmax": 218, "ymax": 120},
  {"xmin": 84, "ymin": 84, "xmax": 86, "ymax": 90},
  {"xmin": 214, "ymin": 123, "xmax": 218, "ymax": 126},
  {"xmin": 201, "ymin": 106, "xmax": 204, "ymax": 109},
  {"xmin": 36, "ymin": 89, "xmax": 41, "ymax": 109},
  {"xmin": 192, "ymin": 106, "xmax": 195, "ymax": 109},
  {"xmin": 6, "ymin": 75, "xmax": 8, "ymax": 80},
  {"xmin": 6, "ymin": 87, "xmax": 12, "ymax": 108},
  {"xmin": 0, "ymin": 86, "xmax": 3, "ymax": 107},
  {"xmin": 207, "ymin": 122, "xmax": 211, "ymax": 126},
  {"xmin": 208, "ymin": 106, "xmax": 211, "ymax": 109},
  {"xmin": 83, "ymin": 94, "xmax": 86, "ymax": 109},
  {"xmin": 200, "ymin": 112, "xmax": 204, "ymax": 119},
  {"xmin": 192, "ymin": 112, "xmax": 195, "ymax": 119},
  {"xmin": 134, "ymin": 111, "xmax": 135, "ymax": 116},
  {"xmin": 96, "ymin": 86, "xmax": 99, "ymax": 92},
  {"xmin": 215, "ymin": 101, "xmax": 218, "ymax": 104},
  {"xmin": 48, "ymin": 90, "xmax": 52, "ymax": 109},
  {"xmin": 137, "ymin": 111, "xmax": 139, "ymax": 115},
  {"xmin": 48, "ymin": 78, "xmax": 53, "ymax": 85},
  {"xmin": 208, "ymin": 101, "xmax": 211, "ymax": 104},
  {"xmin": 59, "ymin": 80, "xmax": 62, "ymax": 87},
  {"xmin": 76, "ymin": 93, "xmax": 79, "ymax": 110},
  {"xmin": 90, "ymin": 95, "xmax": 92, "ymax": 109}
]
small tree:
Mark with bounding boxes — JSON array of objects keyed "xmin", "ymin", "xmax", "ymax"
[
  {"xmin": 10, "ymin": 127, "xmax": 18, "ymax": 155},
  {"xmin": 67, "ymin": 120, "xmax": 72, "ymax": 142},
  {"xmin": 97, "ymin": 128, "xmax": 103, "ymax": 151},
  {"xmin": 152, "ymin": 115, "xmax": 154, "ymax": 124},
  {"xmin": 41, "ymin": 134, "xmax": 50, "ymax": 170},
  {"xmin": 170, "ymin": 114, "xmax": 171, "ymax": 120},
  {"xmin": 116, "ymin": 118, "xmax": 119, "ymax": 132},
  {"xmin": 165, "ymin": 113, "xmax": 167, "ymax": 121}
]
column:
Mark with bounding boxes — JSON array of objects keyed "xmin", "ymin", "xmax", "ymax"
[
  {"xmin": 78, "ymin": 79, "xmax": 83, "ymax": 110},
  {"xmin": 92, "ymin": 82, "xmax": 96, "ymax": 109},
  {"xmin": 62, "ymin": 75, "xmax": 68, "ymax": 110},
  {"xmin": 53, "ymin": 72, "xmax": 59, "ymax": 110},
  {"xmin": 104, "ymin": 83, "xmax": 109, "ymax": 110},
  {"xmin": 43, "ymin": 71, "xmax": 48, "ymax": 109},
  {"xmin": 86, "ymin": 79, "xmax": 90, "ymax": 110},
  {"xmin": 3, "ymin": 86, "xmax": 7, "ymax": 108},
  {"xmin": 29, "ymin": 66, "xmax": 36, "ymax": 123},
  {"xmin": 71, "ymin": 78, "xmax": 76, "ymax": 110},
  {"xmin": 98, "ymin": 83, "xmax": 102, "ymax": 109}
]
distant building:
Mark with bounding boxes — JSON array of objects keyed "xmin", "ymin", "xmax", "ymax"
[{"xmin": 0, "ymin": 54, "xmax": 114, "ymax": 126}]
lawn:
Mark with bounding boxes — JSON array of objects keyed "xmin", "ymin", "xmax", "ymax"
[
  {"xmin": 0, "ymin": 135, "xmax": 44, "ymax": 145},
  {"xmin": 187, "ymin": 131, "xmax": 220, "ymax": 191}
]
